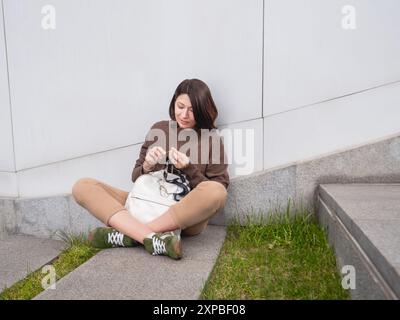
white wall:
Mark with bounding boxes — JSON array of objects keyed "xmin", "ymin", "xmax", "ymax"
[
  {"xmin": 0, "ymin": 0, "xmax": 399, "ymax": 197},
  {"xmin": 263, "ymin": 0, "xmax": 400, "ymax": 169},
  {"xmin": 0, "ymin": 1, "xmax": 18, "ymax": 197},
  {"xmin": 2, "ymin": 0, "xmax": 263, "ymax": 197},
  {"xmin": 264, "ymin": 82, "xmax": 400, "ymax": 168}
]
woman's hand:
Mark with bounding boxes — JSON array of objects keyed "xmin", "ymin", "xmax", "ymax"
[
  {"xmin": 143, "ymin": 146, "xmax": 166, "ymax": 172},
  {"xmin": 169, "ymin": 147, "xmax": 190, "ymax": 169}
]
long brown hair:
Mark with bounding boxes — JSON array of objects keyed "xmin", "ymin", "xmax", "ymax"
[{"xmin": 169, "ymin": 79, "xmax": 218, "ymax": 130}]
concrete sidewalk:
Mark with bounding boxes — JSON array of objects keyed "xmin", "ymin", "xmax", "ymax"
[
  {"xmin": 0, "ymin": 235, "xmax": 65, "ymax": 291},
  {"xmin": 34, "ymin": 225, "xmax": 226, "ymax": 300}
]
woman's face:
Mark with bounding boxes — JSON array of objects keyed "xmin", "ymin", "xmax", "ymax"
[{"xmin": 174, "ymin": 94, "xmax": 196, "ymax": 129}]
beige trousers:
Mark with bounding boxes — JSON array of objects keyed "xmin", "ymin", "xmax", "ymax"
[{"xmin": 72, "ymin": 178, "xmax": 227, "ymax": 236}]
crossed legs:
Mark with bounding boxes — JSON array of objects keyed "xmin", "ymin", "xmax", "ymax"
[{"xmin": 71, "ymin": 178, "xmax": 227, "ymax": 244}]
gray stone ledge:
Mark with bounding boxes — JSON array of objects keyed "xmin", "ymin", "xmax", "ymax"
[{"xmin": 318, "ymin": 184, "xmax": 400, "ymax": 299}]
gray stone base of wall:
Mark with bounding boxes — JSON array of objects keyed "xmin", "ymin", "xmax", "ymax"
[
  {"xmin": 216, "ymin": 132, "xmax": 400, "ymax": 225},
  {"xmin": 1, "ymin": 133, "xmax": 400, "ymax": 240}
]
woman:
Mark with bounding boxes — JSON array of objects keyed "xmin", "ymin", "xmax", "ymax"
[{"xmin": 72, "ymin": 79, "xmax": 229, "ymax": 260}]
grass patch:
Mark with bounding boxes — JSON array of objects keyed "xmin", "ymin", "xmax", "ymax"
[
  {"xmin": 0, "ymin": 232, "xmax": 99, "ymax": 300},
  {"xmin": 201, "ymin": 202, "xmax": 349, "ymax": 300}
]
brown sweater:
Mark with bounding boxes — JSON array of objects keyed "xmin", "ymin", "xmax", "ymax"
[{"xmin": 131, "ymin": 120, "xmax": 230, "ymax": 190}]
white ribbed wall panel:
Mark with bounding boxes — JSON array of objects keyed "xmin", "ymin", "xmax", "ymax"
[
  {"xmin": 0, "ymin": 0, "xmax": 400, "ymax": 198},
  {"xmin": 264, "ymin": 82, "xmax": 400, "ymax": 169},
  {"xmin": 3, "ymin": 0, "xmax": 263, "ymax": 171},
  {"xmin": 264, "ymin": 0, "xmax": 400, "ymax": 116}
]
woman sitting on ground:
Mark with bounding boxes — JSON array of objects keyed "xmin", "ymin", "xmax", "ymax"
[{"xmin": 72, "ymin": 78, "xmax": 230, "ymax": 260}]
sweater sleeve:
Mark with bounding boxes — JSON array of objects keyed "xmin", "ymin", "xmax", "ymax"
[
  {"xmin": 181, "ymin": 133, "xmax": 230, "ymax": 190},
  {"xmin": 131, "ymin": 145, "xmax": 150, "ymax": 183},
  {"xmin": 131, "ymin": 122, "xmax": 163, "ymax": 183}
]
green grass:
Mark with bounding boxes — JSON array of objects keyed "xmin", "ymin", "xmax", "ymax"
[
  {"xmin": 201, "ymin": 202, "xmax": 350, "ymax": 300},
  {"xmin": 0, "ymin": 232, "xmax": 99, "ymax": 300}
]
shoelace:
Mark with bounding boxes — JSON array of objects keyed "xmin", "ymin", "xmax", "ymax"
[
  {"xmin": 152, "ymin": 236, "xmax": 167, "ymax": 255},
  {"xmin": 107, "ymin": 231, "xmax": 124, "ymax": 247}
]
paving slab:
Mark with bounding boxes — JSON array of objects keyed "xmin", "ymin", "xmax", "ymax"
[
  {"xmin": 0, "ymin": 235, "xmax": 66, "ymax": 291},
  {"xmin": 319, "ymin": 183, "xmax": 400, "ymax": 298},
  {"xmin": 34, "ymin": 225, "xmax": 226, "ymax": 300}
]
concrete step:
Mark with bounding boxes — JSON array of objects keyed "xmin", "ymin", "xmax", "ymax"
[
  {"xmin": 317, "ymin": 183, "xmax": 400, "ymax": 299},
  {"xmin": 0, "ymin": 235, "xmax": 65, "ymax": 291},
  {"xmin": 34, "ymin": 225, "xmax": 226, "ymax": 300}
]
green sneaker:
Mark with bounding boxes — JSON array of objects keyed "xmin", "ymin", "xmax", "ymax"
[
  {"xmin": 143, "ymin": 232, "xmax": 182, "ymax": 260},
  {"xmin": 88, "ymin": 227, "xmax": 139, "ymax": 248}
]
